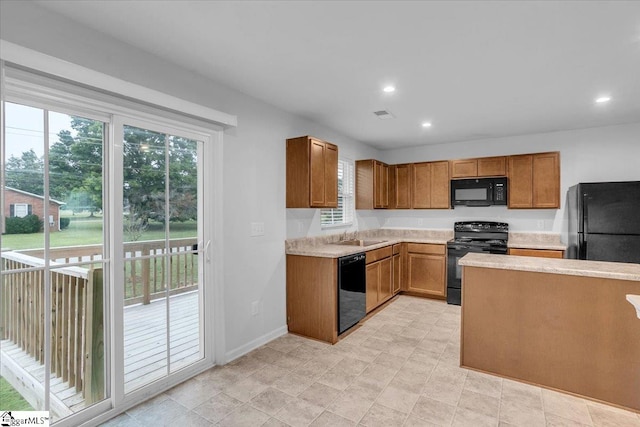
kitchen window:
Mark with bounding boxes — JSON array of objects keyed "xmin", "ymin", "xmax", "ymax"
[{"xmin": 321, "ymin": 159, "xmax": 354, "ymax": 227}]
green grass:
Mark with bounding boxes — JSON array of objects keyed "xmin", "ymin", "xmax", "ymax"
[
  {"xmin": 0, "ymin": 376, "xmax": 34, "ymax": 411},
  {"xmin": 1, "ymin": 219, "xmax": 197, "ymax": 251}
]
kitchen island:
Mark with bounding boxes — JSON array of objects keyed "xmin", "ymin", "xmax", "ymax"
[{"xmin": 459, "ymin": 253, "xmax": 640, "ymax": 413}]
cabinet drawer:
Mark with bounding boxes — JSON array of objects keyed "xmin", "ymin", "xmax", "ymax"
[
  {"xmin": 406, "ymin": 243, "xmax": 445, "ymax": 255},
  {"xmin": 366, "ymin": 246, "xmax": 393, "ymax": 264},
  {"xmin": 509, "ymin": 248, "xmax": 564, "ymax": 258}
]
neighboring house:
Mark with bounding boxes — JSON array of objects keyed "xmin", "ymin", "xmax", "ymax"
[{"xmin": 3, "ymin": 186, "xmax": 65, "ymax": 232}]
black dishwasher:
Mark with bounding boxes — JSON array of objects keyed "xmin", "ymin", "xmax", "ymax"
[{"xmin": 338, "ymin": 252, "xmax": 366, "ymax": 334}]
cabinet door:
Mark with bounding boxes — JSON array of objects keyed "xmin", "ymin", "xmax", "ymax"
[
  {"xmin": 356, "ymin": 160, "xmax": 374, "ymax": 210},
  {"xmin": 374, "ymin": 161, "xmax": 389, "ymax": 208},
  {"xmin": 450, "ymin": 159, "xmax": 478, "ymax": 178},
  {"xmin": 532, "ymin": 152, "xmax": 559, "ymax": 208},
  {"xmin": 392, "ymin": 253, "xmax": 401, "ymax": 294},
  {"xmin": 393, "ymin": 164, "xmax": 412, "ymax": 209},
  {"xmin": 478, "ymin": 156, "xmax": 507, "ymax": 177},
  {"xmin": 508, "ymin": 154, "xmax": 533, "ymax": 208},
  {"xmin": 309, "ymin": 139, "xmax": 326, "ymax": 207},
  {"xmin": 366, "ymin": 262, "xmax": 379, "ymax": 312},
  {"xmin": 324, "ymin": 143, "xmax": 338, "ymax": 208},
  {"xmin": 412, "ymin": 162, "xmax": 431, "ymax": 208},
  {"xmin": 407, "ymin": 253, "xmax": 446, "ymax": 297},
  {"xmin": 430, "ymin": 161, "xmax": 450, "ymax": 209},
  {"xmin": 379, "ymin": 257, "xmax": 393, "ymax": 303}
]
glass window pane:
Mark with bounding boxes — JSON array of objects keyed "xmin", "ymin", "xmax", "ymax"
[
  {"xmin": 3, "ymin": 103, "xmax": 44, "ymax": 251},
  {"xmin": 48, "ymin": 112, "xmax": 105, "ymax": 262},
  {"xmin": 168, "ymin": 135, "xmax": 201, "ymax": 372},
  {"xmin": 122, "ymin": 125, "xmax": 168, "ymax": 392}
]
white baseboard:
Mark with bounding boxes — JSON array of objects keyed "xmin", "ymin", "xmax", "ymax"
[{"xmin": 224, "ymin": 325, "xmax": 288, "ymax": 363}]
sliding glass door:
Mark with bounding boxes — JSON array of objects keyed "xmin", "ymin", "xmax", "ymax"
[
  {"xmin": 1, "ymin": 102, "xmax": 109, "ymax": 422},
  {"xmin": 118, "ymin": 120, "xmax": 204, "ymax": 394},
  {"xmin": 2, "ymin": 98, "xmax": 212, "ymax": 424}
]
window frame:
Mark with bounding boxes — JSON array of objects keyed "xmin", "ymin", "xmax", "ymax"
[
  {"xmin": 321, "ymin": 158, "xmax": 355, "ymax": 228},
  {"xmin": 12, "ymin": 203, "xmax": 30, "ymax": 217}
]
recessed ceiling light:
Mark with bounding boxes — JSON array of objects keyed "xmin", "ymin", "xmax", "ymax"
[
  {"xmin": 595, "ymin": 96, "xmax": 611, "ymax": 104},
  {"xmin": 383, "ymin": 85, "xmax": 396, "ymax": 93},
  {"xmin": 421, "ymin": 122, "xmax": 432, "ymax": 128}
]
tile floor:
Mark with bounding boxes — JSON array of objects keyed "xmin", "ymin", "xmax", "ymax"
[{"xmin": 102, "ymin": 295, "xmax": 640, "ymax": 427}]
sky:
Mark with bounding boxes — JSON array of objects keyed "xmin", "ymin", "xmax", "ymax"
[{"xmin": 4, "ymin": 101, "xmax": 75, "ymax": 160}]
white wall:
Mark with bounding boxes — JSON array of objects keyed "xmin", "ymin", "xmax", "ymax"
[
  {"xmin": 0, "ymin": 1, "xmax": 379, "ymax": 359},
  {"xmin": 379, "ymin": 123, "xmax": 640, "ymax": 237}
]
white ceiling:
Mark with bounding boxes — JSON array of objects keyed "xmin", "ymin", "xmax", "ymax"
[{"xmin": 33, "ymin": 1, "xmax": 640, "ymax": 150}]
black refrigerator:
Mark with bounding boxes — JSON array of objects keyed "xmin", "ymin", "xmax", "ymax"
[{"xmin": 567, "ymin": 181, "xmax": 640, "ymax": 263}]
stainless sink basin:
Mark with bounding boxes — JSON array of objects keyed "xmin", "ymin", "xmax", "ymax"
[{"xmin": 335, "ymin": 239, "xmax": 387, "ymax": 247}]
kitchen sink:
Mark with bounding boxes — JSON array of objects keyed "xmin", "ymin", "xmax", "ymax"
[{"xmin": 335, "ymin": 239, "xmax": 387, "ymax": 247}]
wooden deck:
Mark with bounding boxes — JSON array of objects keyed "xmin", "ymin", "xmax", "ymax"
[{"xmin": 0, "ymin": 291, "xmax": 200, "ymax": 417}]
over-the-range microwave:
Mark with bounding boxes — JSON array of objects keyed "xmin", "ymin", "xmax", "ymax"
[{"xmin": 451, "ymin": 177, "xmax": 507, "ymax": 208}]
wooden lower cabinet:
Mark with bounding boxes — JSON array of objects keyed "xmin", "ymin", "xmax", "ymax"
[
  {"xmin": 509, "ymin": 248, "xmax": 564, "ymax": 258},
  {"xmin": 404, "ymin": 243, "xmax": 446, "ymax": 298},
  {"xmin": 365, "ymin": 246, "xmax": 393, "ymax": 312},
  {"xmin": 392, "ymin": 244, "xmax": 401, "ymax": 294},
  {"xmin": 286, "ymin": 255, "xmax": 338, "ymax": 343},
  {"xmin": 366, "ymin": 256, "xmax": 392, "ymax": 312}
]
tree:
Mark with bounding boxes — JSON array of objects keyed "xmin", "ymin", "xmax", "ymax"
[
  {"xmin": 49, "ymin": 118, "xmax": 103, "ymax": 214},
  {"xmin": 122, "ymin": 127, "xmax": 198, "ymax": 225},
  {"xmin": 4, "ymin": 149, "xmax": 44, "ymax": 195}
]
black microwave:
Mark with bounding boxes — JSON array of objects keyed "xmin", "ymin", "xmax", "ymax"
[{"xmin": 451, "ymin": 177, "xmax": 507, "ymax": 207}]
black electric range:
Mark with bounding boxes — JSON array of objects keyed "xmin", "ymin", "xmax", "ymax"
[{"xmin": 446, "ymin": 221, "xmax": 509, "ymax": 305}]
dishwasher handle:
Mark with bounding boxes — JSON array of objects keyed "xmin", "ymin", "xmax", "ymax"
[{"xmin": 340, "ymin": 253, "xmax": 366, "ymax": 266}]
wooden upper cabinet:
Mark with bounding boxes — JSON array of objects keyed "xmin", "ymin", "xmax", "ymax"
[
  {"xmin": 507, "ymin": 155, "xmax": 533, "ymax": 208},
  {"xmin": 411, "ymin": 162, "xmax": 431, "ymax": 208},
  {"xmin": 450, "ymin": 159, "xmax": 478, "ymax": 178},
  {"xmin": 374, "ymin": 161, "xmax": 389, "ymax": 208},
  {"xmin": 356, "ymin": 159, "xmax": 389, "ymax": 209},
  {"xmin": 508, "ymin": 152, "xmax": 560, "ymax": 209},
  {"xmin": 390, "ymin": 164, "xmax": 412, "ymax": 209},
  {"xmin": 451, "ymin": 156, "xmax": 507, "ymax": 178},
  {"xmin": 532, "ymin": 152, "xmax": 560, "ymax": 208},
  {"xmin": 477, "ymin": 156, "xmax": 507, "ymax": 177},
  {"xmin": 411, "ymin": 161, "xmax": 449, "ymax": 209},
  {"xmin": 430, "ymin": 161, "xmax": 450, "ymax": 208},
  {"xmin": 286, "ymin": 136, "xmax": 338, "ymax": 208}
]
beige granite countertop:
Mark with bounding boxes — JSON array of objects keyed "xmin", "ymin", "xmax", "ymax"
[
  {"xmin": 507, "ymin": 232, "xmax": 567, "ymax": 250},
  {"xmin": 285, "ymin": 228, "xmax": 453, "ymax": 258},
  {"xmin": 459, "ymin": 252, "xmax": 640, "ymax": 282}
]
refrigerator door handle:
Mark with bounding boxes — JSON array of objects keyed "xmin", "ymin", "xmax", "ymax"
[{"xmin": 580, "ymin": 232, "xmax": 587, "ymax": 260}]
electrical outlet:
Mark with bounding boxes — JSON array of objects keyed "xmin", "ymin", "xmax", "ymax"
[
  {"xmin": 251, "ymin": 222, "xmax": 265, "ymax": 236},
  {"xmin": 537, "ymin": 220, "xmax": 545, "ymax": 229},
  {"xmin": 251, "ymin": 301, "xmax": 259, "ymax": 316},
  {"xmin": 417, "ymin": 218, "xmax": 423, "ymax": 226}
]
